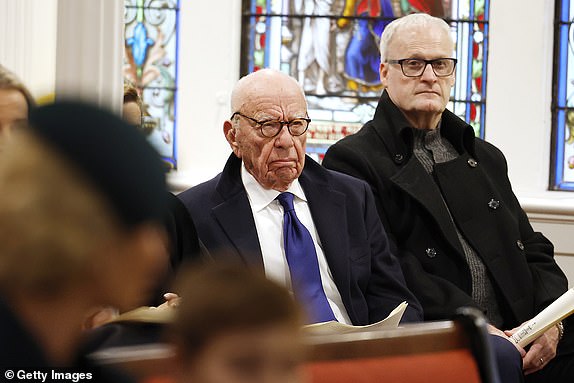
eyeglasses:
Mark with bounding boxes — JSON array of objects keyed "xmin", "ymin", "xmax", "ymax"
[
  {"xmin": 387, "ymin": 58, "xmax": 457, "ymax": 77},
  {"xmin": 230, "ymin": 112, "xmax": 311, "ymax": 138}
]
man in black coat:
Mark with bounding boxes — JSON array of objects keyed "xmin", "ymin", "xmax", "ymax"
[{"xmin": 323, "ymin": 12, "xmax": 573, "ymax": 382}]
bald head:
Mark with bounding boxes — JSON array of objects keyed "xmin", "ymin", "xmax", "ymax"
[
  {"xmin": 230, "ymin": 69, "xmax": 306, "ymax": 115},
  {"xmin": 224, "ymin": 69, "xmax": 308, "ymax": 191}
]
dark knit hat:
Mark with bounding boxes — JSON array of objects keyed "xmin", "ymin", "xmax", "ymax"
[{"xmin": 28, "ymin": 101, "xmax": 167, "ymax": 228}]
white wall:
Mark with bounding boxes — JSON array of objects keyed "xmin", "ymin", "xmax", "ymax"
[
  {"xmin": 0, "ymin": 0, "xmax": 124, "ymax": 111},
  {"xmin": 487, "ymin": 0, "xmax": 574, "ymax": 285},
  {"xmin": 0, "ymin": 0, "xmax": 58, "ymax": 100},
  {"xmin": 55, "ymin": 0, "xmax": 124, "ymax": 112},
  {"xmin": 486, "ymin": 0, "xmax": 554, "ymax": 195},
  {"xmin": 168, "ymin": 0, "xmax": 243, "ymax": 189}
]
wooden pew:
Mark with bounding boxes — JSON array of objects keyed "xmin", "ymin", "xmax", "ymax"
[
  {"xmin": 90, "ymin": 309, "xmax": 498, "ymax": 383},
  {"xmin": 305, "ymin": 321, "xmax": 483, "ymax": 383}
]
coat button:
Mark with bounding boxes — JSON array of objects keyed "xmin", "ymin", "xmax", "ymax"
[
  {"xmin": 468, "ymin": 158, "xmax": 478, "ymax": 167},
  {"xmin": 488, "ymin": 199, "xmax": 500, "ymax": 210},
  {"xmin": 516, "ymin": 240, "xmax": 524, "ymax": 251},
  {"xmin": 425, "ymin": 248, "xmax": 437, "ymax": 258},
  {"xmin": 394, "ymin": 153, "xmax": 404, "ymax": 163}
]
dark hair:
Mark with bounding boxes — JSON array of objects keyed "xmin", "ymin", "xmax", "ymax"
[
  {"xmin": 29, "ymin": 101, "xmax": 167, "ymax": 229},
  {"xmin": 170, "ymin": 263, "xmax": 302, "ymax": 358}
]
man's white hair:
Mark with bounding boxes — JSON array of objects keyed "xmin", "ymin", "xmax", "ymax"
[{"xmin": 379, "ymin": 13, "xmax": 453, "ymax": 63}]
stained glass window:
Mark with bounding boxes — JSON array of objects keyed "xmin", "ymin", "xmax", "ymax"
[
  {"xmin": 124, "ymin": 0, "xmax": 180, "ymax": 169},
  {"xmin": 240, "ymin": 0, "xmax": 489, "ymax": 162},
  {"xmin": 552, "ymin": 0, "xmax": 574, "ymax": 190}
]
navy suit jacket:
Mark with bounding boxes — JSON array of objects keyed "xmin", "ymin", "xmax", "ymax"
[{"xmin": 178, "ymin": 154, "xmax": 422, "ymax": 325}]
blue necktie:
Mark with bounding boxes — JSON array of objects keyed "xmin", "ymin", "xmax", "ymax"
[{"xmin": 277, "ymin": 192, "xmax": 336, "ymax": 323}]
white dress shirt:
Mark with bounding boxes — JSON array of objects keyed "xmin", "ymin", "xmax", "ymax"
[{"xmin": 241, "ymin": 164, "xmax": 351, "ymax": 324}]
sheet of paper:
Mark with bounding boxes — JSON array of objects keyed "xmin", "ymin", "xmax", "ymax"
[
  {"xmin": 110, "ymin": 306, "xmax": 175, "ymax": 324},
  {"xmin": 510, "ymin": 288, "xmax": 574, "ymax": 347},
  {"xmin": 303, "ymin": 301, "xmax": 408, "ymax": 335},
  {"xmin": 89, "ymin": 343, "xmax": 174, "ymax": 364}
]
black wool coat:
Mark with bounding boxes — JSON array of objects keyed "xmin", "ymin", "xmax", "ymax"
[{"xmin": 323, "ymin": 91, "xmax": 573, "ymax": 354}]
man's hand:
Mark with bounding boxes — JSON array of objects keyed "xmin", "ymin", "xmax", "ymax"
[
  {"xmin": 157, "ymin": 292, "xmax": 180, "ymax": 309},
  {"xmin": 504, "ymin": 324, "xmax": 560, "ymax": 375},
  {"xmin": 82, "ymin": 306, "xmax": 119, "ymax": 330},
  {"xmin": 487, "ymin": 324, "xmax": 526, "ymax": 357}
]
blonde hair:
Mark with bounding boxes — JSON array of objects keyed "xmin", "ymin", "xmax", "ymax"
[
  {"xmin": 0, "ymin": 131, "xmax": 121, "ymax": 296},
  {"xmin": 0, "ymin": 64, "xmax": 35, "ymax": 109}
]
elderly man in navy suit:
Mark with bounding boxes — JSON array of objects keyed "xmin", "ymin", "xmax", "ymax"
[{"xmin": 178, "ymin": 69, "xmax": 422, "ymax": 325}]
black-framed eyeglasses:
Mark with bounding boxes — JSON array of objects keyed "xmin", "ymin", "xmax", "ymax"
[
  {"xmin": 387, "ymin": 58, "xmax": 457, "ymax": 77},
  {"xmin": 230, "ymin": 112, "xmax": 311, "ymax": 138}
]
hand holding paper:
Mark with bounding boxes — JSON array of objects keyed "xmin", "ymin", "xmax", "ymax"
[{"xmin": 509, "ymin": 288, "xmax": 574, "ymax": 348}]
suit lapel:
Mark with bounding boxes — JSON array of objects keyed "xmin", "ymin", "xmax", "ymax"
[
  {"xmin": 390, "ymin": 157, "xmax": 465, "ymax": 256},
  {"xmin": 212, "ymin": 155, "xmax": 264, "ymax": 269},
  {"xmin": 299, "ymin": 161, "xmax": 353, "ymax": 317}
]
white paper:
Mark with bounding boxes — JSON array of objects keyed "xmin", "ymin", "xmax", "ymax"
[
  {"xmin": 303, "ymin": 301, "xmax": 408, "ymax": 335},
  {"xmin": 110, "ymin": 305, "xmax": 175, "ymax": 324},
  {"xmin": 510, "ymin": 288, "xmax": 574, "ymax": 347}
]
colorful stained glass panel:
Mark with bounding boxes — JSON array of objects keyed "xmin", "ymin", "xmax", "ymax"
[
  {"xmin": 552, "ymin": 0, "xmax": 574, "ymax": 190},
  {"xmin": 124, "ymin": 0, "xmax": 179, "ymax": 169},
  {"xmin": 241, "ymin": 0, "xmax": 489, "ymax": 161}
]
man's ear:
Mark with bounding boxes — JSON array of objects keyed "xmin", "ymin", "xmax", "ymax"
[
  {"xmin": 449, "ymin": 72, "xmax": 456, "ymax": 87},
  {"xmin": 223, "ymin": 120, "xmax": 241, "ymax": 158},
  {"xmin": 379, "ymin": 62, "xmax": 389, "ymax": 88}
]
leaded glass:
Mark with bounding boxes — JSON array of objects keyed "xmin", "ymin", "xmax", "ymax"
[
  {"xmin": 124, "ymin": 0, "xmax": 180, "ymax": 169},
  {"xmin": 241, "ymin": 0, "xmax": 489, "ymax": 162},
  {"xmin": 552, "ymin": 0, "xmax": 574, "ymax": 190}
]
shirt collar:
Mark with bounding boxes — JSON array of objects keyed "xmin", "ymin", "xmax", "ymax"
[
  {"xmin": 241, "ymin": 164, "xmax": 307, "ymax": 212},
  {"xmin": 374, "ymin": 90, "xmax": 476, "ymax": 159}
]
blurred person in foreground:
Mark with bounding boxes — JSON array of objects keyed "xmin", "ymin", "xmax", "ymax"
[
  {"xmin": 121, "ymin": 82, "xmax": 202, "ymax": 298},
  {"xmin": 122, "ymin": 81, "xmax": 202, "ymax": 307},
  {"xmin": 178, "ymin": 68, "xmax": 423, "ymax": 326},
  {"xmin": 0, "ymin": 64, "xmax": 35, "ymax": 147},
  {"xmin": 165, "ymin": 263, "xmax": 304, "ymax": 383},
  {"xmin": 0, "ymin": 101, "xmax": 168, "ymax": 378},
  {"xmin": 82, "ymin": 82, "xmax": 154, "ymax": 329},
  {"xmin": 81, "ymin": 84, "xmax": 201, "ymax": 343},
  {"xmin": 322, "ymin": 12, "xmax": 573, "ymax": 382}
]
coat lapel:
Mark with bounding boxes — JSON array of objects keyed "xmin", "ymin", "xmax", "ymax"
[
  {"xmin": 388, "ymin": 144, "xmax": 466, "ymax": 257},
  {"xmin": 373, "ymin": 91, "xmax": 467, "ymax": 258},
  {"xmin": 211, "ymin": 155, "xmax": 264, "ymax": 269}
]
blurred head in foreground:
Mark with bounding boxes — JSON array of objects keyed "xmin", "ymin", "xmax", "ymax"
[
  {"xmin": 0, "ymin": 65, "xmax": 35, "ymax": 147},
  {"xmin": 0, "ymin": 101, "xmax": 168, "ymax": 365},
  {"xmin": 169, "ymin": 264, "xmax": 304, "ymax": 383}
]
